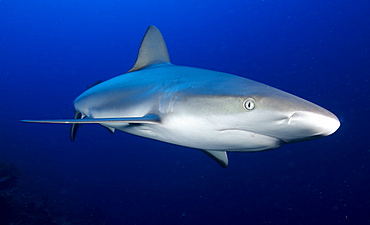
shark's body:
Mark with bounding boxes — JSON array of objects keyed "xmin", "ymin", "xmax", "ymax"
[{"xmin": 23, "ymin": 26, "xmax": 340, "ymax": 167}]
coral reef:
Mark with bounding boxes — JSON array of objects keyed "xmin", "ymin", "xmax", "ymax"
[
  {"xmin": 0, "ymin": 161, "xmax": 21, "ymax": 191},
  {"xmin": 0, "ymin": 161, "xmax": 106, "ymax": 225}
]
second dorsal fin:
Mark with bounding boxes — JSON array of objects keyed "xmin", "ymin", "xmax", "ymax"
[{"xmin": 128, "ymin": 26, "xmax": 170, "ymax": 72}]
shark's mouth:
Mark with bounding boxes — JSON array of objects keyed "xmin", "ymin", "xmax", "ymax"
[{"xmin": 218, "ymin": 129, "xmax": 284, "ymax": 152}]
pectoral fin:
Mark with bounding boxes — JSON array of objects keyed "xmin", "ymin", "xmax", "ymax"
[
  {"xmin": 200, "ymin": 150, "xmax": 229, "ymax": 168},
  {"xmin": 70, "ymin": 111, "xmax": 82, "ymax": 142},
  {"xmin": 22, "ymin": 114, "xmax": 160, "ymax": 124}
]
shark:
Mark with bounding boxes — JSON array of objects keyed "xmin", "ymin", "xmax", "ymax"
[{"xmin": 22, "ymin": 26, "xmax": 340, "ymax": 167}]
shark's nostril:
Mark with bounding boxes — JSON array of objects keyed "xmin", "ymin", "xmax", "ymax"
[
  {"xmin": 287, "ymin": 113, "xmax": 296, "ymax": 125},
  {"xmin": 280, "ymin": 111, "xmax": 340, "ymax": 143}
]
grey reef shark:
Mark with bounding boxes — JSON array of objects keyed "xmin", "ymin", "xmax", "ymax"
[{"xmin": 23, "ymin": 26, "xmax": 340, "ymax": 167}]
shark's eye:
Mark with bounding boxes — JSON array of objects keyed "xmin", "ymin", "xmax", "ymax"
[{"xmin": 243, "ymin": 98, "xmax": 256, "ymax": 111}]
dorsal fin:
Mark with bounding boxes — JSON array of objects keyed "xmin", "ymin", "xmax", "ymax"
[{"xmin": 128, "ymin": 26, "xmax": 170, "ymax": 72}]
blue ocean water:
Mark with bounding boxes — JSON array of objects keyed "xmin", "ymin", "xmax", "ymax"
[{"xmin": 0, "ymin": 0, "xmax": 369, "ymax": 224}]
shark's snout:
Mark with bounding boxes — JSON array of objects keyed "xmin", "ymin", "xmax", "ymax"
[{"xmin": 283, "ymin": 110, "xmax": 340, "ymax": 143}]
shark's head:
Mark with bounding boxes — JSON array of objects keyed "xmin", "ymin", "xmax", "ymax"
[
  {"xmin": 163, "ymin": 71, "xmax": 341, "ymax": 153},
  {"xmin": 241, "ymin": 87, "xmax": 340, "ymax": 144},
  {"xmin": 213, "ymin": 78, "xmax": 341, "ymax": 147}
]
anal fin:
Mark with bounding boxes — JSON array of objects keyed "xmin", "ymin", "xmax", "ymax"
[{"xmin": 200, "ymin": 150, "xmax": 228, "ymax": 168}]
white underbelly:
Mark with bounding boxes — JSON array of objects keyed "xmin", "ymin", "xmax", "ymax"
[{"xmin": 112, "ymin": 119, "xmax": 283, "ymax": 152}]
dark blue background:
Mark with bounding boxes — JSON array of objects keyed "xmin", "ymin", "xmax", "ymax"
[{"xmin": 1, "ymin": 0, "xmax": 369, "ymax": 224}]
